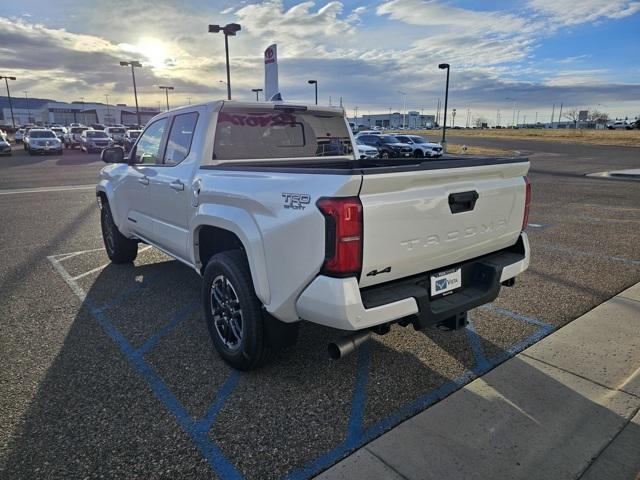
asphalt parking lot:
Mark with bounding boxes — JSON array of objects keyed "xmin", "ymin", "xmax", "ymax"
[{"xmin": 1, "ymin": 142, "xmax": 639, "ymax": 479}]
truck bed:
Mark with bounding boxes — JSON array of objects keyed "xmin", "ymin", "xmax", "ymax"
[{"xmin": 202, "ymin": 156, "xmax": 528, "ymax": 175}]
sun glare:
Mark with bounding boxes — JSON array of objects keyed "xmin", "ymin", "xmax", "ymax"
[{"xmin": 135, "ymin": 38, "xmax": 170, "ymax": 69}]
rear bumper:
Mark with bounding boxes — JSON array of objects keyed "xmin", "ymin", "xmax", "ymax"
[{"xmin": 296, "ymin": 232, "xmax": 529, "ymax": 331}]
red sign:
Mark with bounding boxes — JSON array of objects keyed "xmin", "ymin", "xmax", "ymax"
[
  {"xmin": 264, "ymin": 47, "xmax": 275, "ymax": 64},
  {"xmin": 218, "ymin": 112, "xmax": 296, "ymax": 127}
]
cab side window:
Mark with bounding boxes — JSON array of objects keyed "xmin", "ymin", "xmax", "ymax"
[
  {"xmin": 164, "ymin": 112, "xmax": 198, "ymax": 166},
  {"xmin": 135, "ymin": 118, "xmax": 167, "ymax": 164}
]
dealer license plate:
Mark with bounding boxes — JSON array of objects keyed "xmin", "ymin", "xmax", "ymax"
[{"xmin": 430, "ymin": 267, "xmax": 462, "ymax": 297}]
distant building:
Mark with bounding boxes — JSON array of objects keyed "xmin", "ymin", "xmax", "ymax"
[
  {"xmin": 0, "ymin": 96, "xmax": 161, "ymax": 127},
  {"xmin": 349, "ymin": 111, "xmax": 436, "ymax": 129}
]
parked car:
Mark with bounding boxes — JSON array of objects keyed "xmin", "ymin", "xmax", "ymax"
[
  {"xmin": 81, "ymin": 129, "xmax": 113, "ymax": 153},
  {"xmin": 356, "ymin": 130, "xmax": 382, "ymax": 136},
  {"xmin": 0, "ymin": 136, "xmax": 11, "ymax": 156},
  {"xmin": 394, "ymin": 135, "xmax": 443, "ymax": 158},
  {"xmin": 24, "ymin": 129, "xmax": 63, "ymax": 155},
  {"xmin": 50, "ymin": 126, "xmax": 67, "ymax": 141},
  {"xmin": 105, "ymin": 126, "xmax": 127, "ymax": 145},
  {"xmin": 96, "ymin": 101, "xmax": 531, "ymax": 370},
  {"xmin": 14, "ymin": 128, "xmax": 25, "ymax": 143},
  {"xmin": 90, "ymin": 123, "xmax": 106, "ymax": 131},
  {"xmin": 607, "ymin": 121, "xmax": 633, "ymax": 130},
  {"xmin": 123, "ymin": 129, "xmax": 142, "ymax": 153},
  {"xmin": 64, "ymin": 126, "xmax": 89, "ymax": 149},
  {"xmin": 357, "ymin": 134, "xmax": 413, "ymax": 158},
  {"xmin": 355, "ymin": 137, "xmax": 378, "ymax": 159}
]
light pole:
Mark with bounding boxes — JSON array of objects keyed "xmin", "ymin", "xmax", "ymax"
[
  {"xmin": 251, "ymin": 88, "xmax": 263, "ymax": 101},
  {"xmin": 158, "ymin": 86, "xmax": 174, "ymax": 110},
  {"xmin": 187, "ymin": 96, "xmax": 192, "ymax": 105},
  {"xmin": 0, "ymin": 76, "xmax": 16, "ymax": 129},
  {"xmin": 506, "ymin": 97, "xmax": 516, "ymax": 127},
  {"xmin": 397, "ymin": 90, "xmax": 407, "ymax": 128},
  {"xmin": 104, "ymin": 94, "xmax": 111, "ymax": 124},
  {"xmin": 24, "ymin": 91, "xmax": 31, "ymax": 124},
  {"xmin": 208, "ymin": 23, "xmax": 241, "ymax": 100},
  {"xmin": 438, "ymin": 63, "xmax": 450, "ymax": 145},
  {"xmin": 452, "ymin": 108, "xmax": 457, "ymax": 128},
  {"xmin": 307, "ymin": 80, "xmax": 318, "ymax": 105},
  {"xmin": 120, "ymin": 61, "xmax": 142, "ymax": 126}
]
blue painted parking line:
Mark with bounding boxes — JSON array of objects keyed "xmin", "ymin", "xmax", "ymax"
[
  {"xmin": 136, "ymin": 300, "xmax": 198, "ymax": 356},
  {"xmin": 465, "ymin": 315, "xmax": 491, "ymax": 371},
  {"xmin": 48, "ymin": 254, "xmax": 244, "ymax": 480},
  {"xmin": 50, "ymin": 251, "xmax": 556, "ymax": 480},
  {"xmin": 194, "ymin": 371, "xmax": 241, "ymax": 435},
  {"xmin": 286, "ymin": 306, "xmax": 555, "ymax": 480}
]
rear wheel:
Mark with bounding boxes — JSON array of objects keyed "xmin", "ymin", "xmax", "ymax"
[
  {"xmin": 202, "ymin": 250, "xmax": 272, "ymax": 371},
  {"xmin": 101, "ymin": 203, "xmax": 138, "ymax": 263},
  {"xmin": 380, "ymin": 151, "xmax": 390, "ymax": 159}
]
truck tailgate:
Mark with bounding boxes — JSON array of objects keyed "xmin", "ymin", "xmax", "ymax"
[{"xmin": 358, "ymin": 159, "xmax": 529, "ymax": 288}]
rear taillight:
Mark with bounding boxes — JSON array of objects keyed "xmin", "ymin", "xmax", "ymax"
[
  {"xmin": 317, "ymin": 197, "xmax": 363, "ymax": 277},
  {"xmin": 522, "ymin": 176, "xmax": 531, "ymax": 230}
]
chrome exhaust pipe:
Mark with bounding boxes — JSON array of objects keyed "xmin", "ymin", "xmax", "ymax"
[{"xmin": 328, "ymin": 330, "xmax": 371, "ymax": 360}]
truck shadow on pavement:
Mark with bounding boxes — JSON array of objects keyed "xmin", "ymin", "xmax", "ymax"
[{"xmin": 3, "ymin": 251, "xmax": 637, "ymax": 480}]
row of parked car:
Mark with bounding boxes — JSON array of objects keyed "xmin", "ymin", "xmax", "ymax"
[
  {"xmin": 354, "ymin": 131, "xmax": 444, "ymax": 159},
  {"xmin": 13, "ymin": 124, "xmax": 142, "ymax": 155}
]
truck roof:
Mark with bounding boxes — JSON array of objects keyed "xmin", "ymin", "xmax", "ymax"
[{"xmin": 170, "ymin": 100, "xmax": 345, "ymax": 116}]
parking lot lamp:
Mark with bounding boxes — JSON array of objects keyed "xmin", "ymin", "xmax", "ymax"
[
  {"xmin": 120, "ymin": 61, "xmax": 142, "ymax": 126},
  {"xmin": 158, "ymin": 86, "xmax": 174, "ymax": 110},
  {"xmin": 0, "ymin": 76, "xmax": 16, "ymax": 129},
  {"xmin": 397, "ymin": 91, "xmax": 407, "ymax": 128},
  {"xmin": 438, "ymin": 63, "xmax": 450, "ymax": 145},
  {"xmin": 24, "ymin": 91, "xmax": 31, "ymax": 124},
  {"xmin": 208, "ymin": 23, "xmax": 241, "ymax": 100},
  {"xmin": 251, "ymin": 88, "xmax": 263, "ymax": 101},
  {"xmin": 307, "ymin": 80, "xmax": 318, "ymax": 105}
]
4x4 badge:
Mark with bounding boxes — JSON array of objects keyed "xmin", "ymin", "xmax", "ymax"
[{"xmin": 367, "ymin": 266, "xmax": 391, "ymax": 277}]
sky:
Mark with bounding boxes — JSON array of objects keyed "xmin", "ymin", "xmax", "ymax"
[{"xmin": 1, "ymin": 0, "xmax": 639, "ymax": 124}]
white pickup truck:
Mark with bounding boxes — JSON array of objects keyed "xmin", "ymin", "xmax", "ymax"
[{"xmin": 97, "ymin": 101, "xmax": 531, "ymax": 370}]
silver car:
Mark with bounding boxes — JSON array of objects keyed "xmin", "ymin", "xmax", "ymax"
[
  {"xmin": 104, "ymin": 126, "xmax": 127, "ymax": 145},
  {"xmin": 24, "ymin": 129, "xmax": 63, "ymax": 155}
]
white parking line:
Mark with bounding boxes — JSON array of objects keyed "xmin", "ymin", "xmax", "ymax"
[
  {"xmin": 68, "ymin": 246, "xmax": 152, "ymax": 280},
  {"xmin": 0, "ymin": 185, "xmax": 95, "ymax": 195}
]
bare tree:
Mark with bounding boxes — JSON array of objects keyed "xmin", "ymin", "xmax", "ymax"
[
  {"xmin": 562, "ymin": 108, "xmax": 580, "ymax": 128},
  {"xmin": 588, "ymin": 110, "xmax": 609, "ymax": 124},
  {"xmin": 473, "ymin": 115, "xmax": 489, "ymax": 128}
]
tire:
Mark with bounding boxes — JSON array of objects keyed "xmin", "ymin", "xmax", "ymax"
[
  {"xmin": 414, "ymin": 150, "xmax": 424, "ymax": 158},
  {"xmin": 202, "ymin": 250, "xmax": 272, "ymax": 371},
  {"xmin": 380, "ymin": 151, "xmax": 390, "ymax": 159},
  {"xmin": 100, "ymin": 203, "xmax": 138, "ymax": 263}
]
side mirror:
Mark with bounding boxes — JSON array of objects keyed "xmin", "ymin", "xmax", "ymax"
[{"xmin": 101, "ymin": 146, "xmax": 125, "ymax": 164}]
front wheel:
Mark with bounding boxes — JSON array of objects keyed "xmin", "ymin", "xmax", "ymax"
[
  {"xmin": 380, "ymin": 151, "xmax": 390, "ymax": 159},
  {"xmin": 414, "ymin": 150, "xmax": 424, "ymax": 158},
  {"xmin": 202, "ymin": 250, "xmax": 272, "ymax": 371},
  {"xmin": 101, "ymin": 203, "xmax": 138, "ymax": 263}
]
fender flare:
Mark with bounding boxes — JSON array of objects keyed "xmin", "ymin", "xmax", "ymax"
[{"xmin": 191, "ymin": 204, "xmax": 271, "ymax": 306}]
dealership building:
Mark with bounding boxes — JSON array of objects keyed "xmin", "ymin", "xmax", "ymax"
[
  {"xmin": 349, "ymin": 111, "xmax": 436, "ymax": 129},
  {"xmin": 1, "ymin": 96, "xmax": 160, "ymax": 128}
]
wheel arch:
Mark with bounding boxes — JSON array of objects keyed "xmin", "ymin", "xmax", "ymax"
[{"xmin": 192, "ymin": 211, "xmax": 271, "ymax": 306}]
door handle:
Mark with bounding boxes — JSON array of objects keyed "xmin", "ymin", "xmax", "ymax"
[
  {"xmin": 169, "ymin": 179, "xmax": 185, "ymax": 191},
  {"xmin": 138, "ymin": 176, "xmax": 149, "ymax": 186},
  {"xmin": 448, "ymin": 191, "xmax": 479, "ymax": 214}
]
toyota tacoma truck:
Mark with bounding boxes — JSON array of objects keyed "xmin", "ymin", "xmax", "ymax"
[{"xmin": 97, "ymin": 101, "xmax": 531, "ymax": 370}]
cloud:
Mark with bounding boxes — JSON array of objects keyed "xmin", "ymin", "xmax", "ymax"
[
  {"xmin": 1, "ymin": 0, "xmax": 638, "ymax": 118},
  {"xmin": 377, "ymin": 0, "xmax": 531, "ymax": 34},
  {"xmin": 234, "ymin": 0, "xmax": 360, "ymax": 56},
  {"xmin": 529, "ymin": 0, "xmax": 640, "ymax": 26}
]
